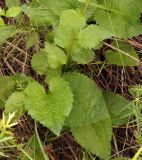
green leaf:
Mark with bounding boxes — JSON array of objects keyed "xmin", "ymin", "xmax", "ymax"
[
  {"xmin": 46, "ymin": 0, "xmax": 96, "ymax": 19},
  {"xmin": 105, "ymin": 41, "xmax": 140, "ymax": 66},
  {"xmin": 78, "ymin": 25, "xmax": 113, "ymax": 49},
  {"xmin": 31, "ymin": 51, "xmax": 48, "ymax": 75},
  {"xmin": 21, "ymin": 2, "xmax": 58, "ymax": 26},
  {"xmin": 0, "ymin": 76, "xmax": 15, "ymax": 108},
  {"xmin": 45, "ymin": 0, "xmax": 79, "ymax": 17},
  {"xmin": 94, "ymin": 0, "xmax": 142, "ymax": 38},
  {"xmin": 129, "ymin": 85, "xmax": 142, "ymax": 99},
  {"xmin": 63, "ymin": 72, "xmax": 110, "ymax": 127},
  {"xmin": 5, "ymin": 92, "xmax": 25, "ymax": 119},
  {"xmin": 6, "ymin": 6, "xmax": 22, "ymax": 17},
  {"xmin": 45, "ymin": 68, "xmax": 61, "ymax": 83},
  {"xmin": 26, "ymin": 32, "xmax": 39, "ymax": 48},
  {"xmin": 103, "ymin": 92, "xmax": 133, "ymax": 126},
  {"xmin": 0, "ymin": 26, "xmax": 20, "ymax": 45},
  {"xmin": 72, "ymin": 48, "xmax": 94, "ymax": 64},
  {"xmin": 72, "ymin": 118, "xmax": 112, "ymax": 159},
  {"xmin": 24, "ymin": 77, "xmax": 73, "ymax": 135},
  {"xmin": 0, "ymin": 17, "xmax": 5, "ymax": 26},
  {"xmin": 6, "ymin": 0, "xmax": 20, "ymax": 7},
  {"xmin": 54, "ymin": 9, "xmax": 86, "ymax": 51},
  {"xmin": 45, "ymin": 43, "xmax": 67, "ymax": 69},
  {"xmin": 19, "ymin": 135, "xmax": 48, "ymax": 160},
  {"xmin": 22, "ymin": 0, "xmax": 95, "ymax": 27},
  {"xmin": 12, "ymin": 74, "xmax": 34, "ymax": 91},
  {"xmin": 0, "ymin": 8, "xmax": 5, "ymax": 16}
]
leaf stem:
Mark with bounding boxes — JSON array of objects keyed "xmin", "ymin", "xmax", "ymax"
[
  {"xmin": 132, "ymin": 146, "xmax": 142, "ymax": 160},
  {"xmin": 82, "ymin": 0, "xmax": 90, "ymax": 15}
]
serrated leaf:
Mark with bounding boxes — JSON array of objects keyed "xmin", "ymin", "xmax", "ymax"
[
  {"xmin": 72, "ymin": 118, "xmax": 112, "ymax": 159},
  {"xmin": 45, "ymin": 43, "xmax": 67, "ymax": 69},
  {"xmin": 103, "ymin": 92, "xmax": 133, "ymax": 126},
  {"xmin": 5, "ymin": 92, "xmax": 25, "ymax": 119},
  {"xmin": 78, "ymin": 25, "xmax": 113, "ymax": 49},
  {"xmin": 31, "ymin": 51, "xmax": 48, "ymax": 75},
  {"xmin": 0, "ymin": 76, "xmax": 15, "ymax": 108},
  {"xmin": 63, "ymin": 72, "xmax": 110, "ymax": 127},
  {"xmin": 22, "ymin": 0, "xmax": 95, "ymax": 27},
  {"xmin": 12, "ymin": 74, "xmax": 34, "ymax": 91},
  {"xmin": 105, "ymin": 41, "xmax": 140, "ymax": 66},
  {"xmin": 6, "ymin": 6, "xmax": 22, "ymax": 17},
  {"xmin": 94, "ymin": 0, "xmax": 142, "ymax": 38},
  {"xmin": 24, "ymin": 78, "xmax": 73, "ymax": 135},
  {"xmin": 54, "ymin": 9, "xmax": 86, "ymax": 51},
  {"xmin": 72, "ymin": 48, "xmax": 94, "ymax": 64}
]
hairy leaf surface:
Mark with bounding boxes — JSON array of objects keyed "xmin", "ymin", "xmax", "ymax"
[
  {"xmin": 63, "ymin": 72, "xmax": 110, "ymax": 127},
  {"xmin": 72, "ymin": 118, "xmax": 112, "ymax": 159},
  {"xmin": 24, "ymin": 78, "xmax": 73, "ymax": 135}
]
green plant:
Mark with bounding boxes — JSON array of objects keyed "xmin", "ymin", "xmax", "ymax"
[
  {"xmin": 0, "ymin": 112, "xmax": 18, "ymax": 158},
  {"xmin": 0, "ymin": 0, "xmax": 142, "ymax": 159}
]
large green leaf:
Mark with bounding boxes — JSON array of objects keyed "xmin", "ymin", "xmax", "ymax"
[
  {"xmin": 24, "ymin": 77, "xmax": 73, "ymax": 135},
  {"xmin": 5, "ymin": 92, "xmax": 25, "ymax": 119},
  {"xmin": 0, "ymin": 76, "xmax": 15, "ymax": 108},
  {"xmin": 105, "ymin": 41, "xmax": 140, "ymax": 66},
  {"xmin": 45, "ymin": 43, "xmax": 67, "ymax": 69},
  {"xmin": 78, "ymin": 25, "xmax": 113, "ymax": 49},
  {"xmin": 103, "ymin": 92, "xmax": 133, "ymax": 126},
  {"xmin": 63, "ymin": 72, "xmax": 110, "ymax": 127},
  {"xmin": 22, "ymin": 0, "xmax": 95, "ymax": 27},
  {"xmin": 54, "ymin": 9, "xmax": 86, "ymax": 52},
  {"xmin": 72, "ymin": 118, "xmax": 112, "ymax": 159},
  {"xmin": 94, "ymin": 0, "xmax": 142, "ymax": 38}
]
